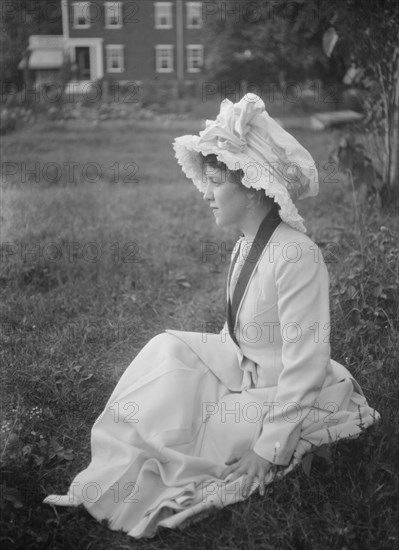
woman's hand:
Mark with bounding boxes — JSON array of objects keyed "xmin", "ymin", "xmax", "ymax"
[{"xmin": 221, "ymin": 450, "xmax": 273, "ymax": 496}]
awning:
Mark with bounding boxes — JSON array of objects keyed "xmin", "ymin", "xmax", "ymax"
[{"xmin": 18, "ymin": 49, "xmax": 64, "ymax": 70}]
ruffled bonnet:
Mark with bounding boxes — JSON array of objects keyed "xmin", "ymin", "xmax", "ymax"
[{"xmin": 172, "ymin": 93, "xmax": 319, "ymax": 232}]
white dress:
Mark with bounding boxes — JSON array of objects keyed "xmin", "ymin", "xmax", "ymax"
[{"xmin": 44, "ymin": 225, "xmax": 379, "ymax": 538}]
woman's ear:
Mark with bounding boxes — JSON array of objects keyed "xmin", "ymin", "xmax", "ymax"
[
  {"xmin": 245, "ymin": 189, "xmax": 272, "ymax": 211},
  {"xmin": 244, "ymin": 188, "xmax": 258, "ymax": 209}
]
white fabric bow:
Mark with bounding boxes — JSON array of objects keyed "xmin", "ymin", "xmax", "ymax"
[{"xmin": 198, "ymin": 94, "xmax": 265, "ymax": 154}]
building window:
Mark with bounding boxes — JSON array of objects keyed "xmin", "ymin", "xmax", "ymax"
[
  {"xmin": 187, "ymin": 45, "xmax": 203, "ymax": 72},
  {"xmin": 105, "ymin": 2, "xmax": 122, "ymax": 28},
  {"xmin": 73, "ymin": 2, "xmax": 91, "ymax": 29},
  {"xmin": 154, "ymin": 2, "xmax": 173, "ymax": 29},
  {"xmin": 106, "ymin": 45, "xmax": 125, "ymax": 72},
  {"xmin": 155, "ymin": 45, "xmax": 174, "ymax": 72},
  {"xmin": 186, "ymin": 2, "xmax": 202, "ymax": 29},
  {"xmin": 73, "ymin": 2, "xmax": 91, "ymax": 28}
]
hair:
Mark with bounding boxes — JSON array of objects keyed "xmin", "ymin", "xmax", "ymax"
[
  {"xmin": 201, "ymin": 153, "xmax": 276, "ymax": 209},
  {"xmin": 201, "ymin": 153, "xmax": 243, "ymax": 185}
]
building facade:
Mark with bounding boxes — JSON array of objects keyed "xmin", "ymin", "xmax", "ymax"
[{"xmin": 20, "ymin": 1, "xmax": 206, "ymax": 87}]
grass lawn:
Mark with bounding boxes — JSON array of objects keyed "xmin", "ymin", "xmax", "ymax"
[{"xmin": 1, "ymin": 117, "xmax": 398, "ymax": 550}]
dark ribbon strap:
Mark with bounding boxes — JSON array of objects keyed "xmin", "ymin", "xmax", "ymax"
[{"xmin": 227, "ymin": 204, "xmax": 281, "ymax": 345}]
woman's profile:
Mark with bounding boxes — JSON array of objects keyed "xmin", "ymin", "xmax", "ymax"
[{"xmin": 44, "ymin": 94, "xmax": 379, "ymax": 538}]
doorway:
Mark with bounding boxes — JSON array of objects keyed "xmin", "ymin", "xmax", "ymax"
[{"xmin": 75, "ymin": 47, "xmax": 91, "ymax": 80}]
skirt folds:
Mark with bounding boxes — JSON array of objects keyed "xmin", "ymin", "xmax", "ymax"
[{"xmin": 43, "ymin": 332, "xmax": 378, "ymax": 538}]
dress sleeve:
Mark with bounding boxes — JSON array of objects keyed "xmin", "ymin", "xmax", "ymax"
[{"xmin": 252, "ymin": 241, "xmax": 331, "ymax": 465}]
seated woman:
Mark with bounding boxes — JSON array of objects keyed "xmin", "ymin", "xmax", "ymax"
[{"xmin": 44, "ymin": 94, "xmax": 379, "ymax": 539}]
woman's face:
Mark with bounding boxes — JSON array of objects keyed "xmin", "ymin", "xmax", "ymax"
[{"xmin": 203, "ymin": 165, "xmax": 249, "ymax": 228}]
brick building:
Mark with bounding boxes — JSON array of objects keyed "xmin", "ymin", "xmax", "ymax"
[{"xmin": 20, "ymin": 1, "xmax": 206, "ymax": 88}]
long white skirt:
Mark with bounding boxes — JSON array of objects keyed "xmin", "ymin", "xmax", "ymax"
[{"xmin": 44, "ymin": 332, "xmax": 378, "ymax": 538}]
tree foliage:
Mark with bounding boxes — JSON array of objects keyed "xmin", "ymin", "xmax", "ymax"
[
  {"xmin": 204, "ymin": 0, "xmax": 343, "ymax": 88},
  {"xmin": 0, "ymin": 0, "xmax": 62, "ymax": 89},
  {"xmin": 320, "ymin": 0, "xmax": 399, "ymax": 205}
]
